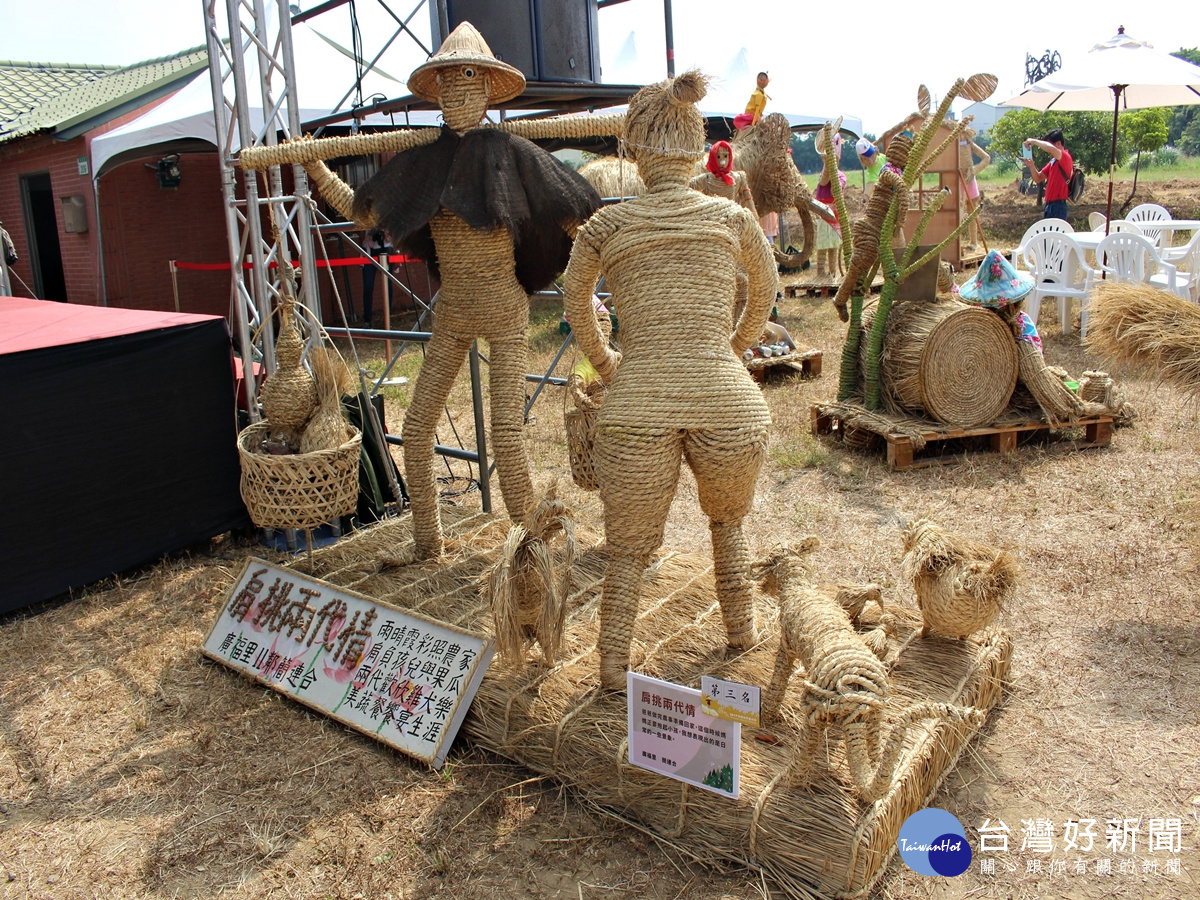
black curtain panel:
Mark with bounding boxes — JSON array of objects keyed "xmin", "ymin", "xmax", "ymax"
[{"xmin": 0, "ymin": 317, "xmax": 248, "ymax": 613}]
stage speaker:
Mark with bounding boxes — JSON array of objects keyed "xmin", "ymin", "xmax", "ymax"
[{"xmin": 435, "ymin": 0, "xmax": 599, "ymax": 84}]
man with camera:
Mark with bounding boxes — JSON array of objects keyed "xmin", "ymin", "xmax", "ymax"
[{"xmin": 1021, "ymin": 128, "xmax": 1073, "ymax": 220}]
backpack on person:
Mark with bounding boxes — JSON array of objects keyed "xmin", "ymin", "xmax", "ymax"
[{"xmin": 1059, "ymin": 160, "xmax": 1085, "ymax": 203}]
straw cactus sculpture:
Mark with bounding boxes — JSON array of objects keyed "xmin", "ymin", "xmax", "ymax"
[
  {"xmin": 238, "ymin": 23, "xmax": 623, "ymax": 561},
  {"xmin": 757, "ymin": 544, "xmax": 984, "ymax": 803},
  {"xmin": 834, "ymin": 75, "xmax": 998, "ymax": 407},
  {"xmin": 562, "ymin": 70, "xmax": 778, "ymax": 691}
]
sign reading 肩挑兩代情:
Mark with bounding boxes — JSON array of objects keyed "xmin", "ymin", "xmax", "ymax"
[
  {"xmin": 202, "ymin": 558, "xmax": 492, "ymax": 768},
  {"xmin": 627, "ymin": 671, "xmax": 741, "ymax": 799}
]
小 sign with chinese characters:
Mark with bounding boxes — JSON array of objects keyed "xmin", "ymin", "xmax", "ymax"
[
  {"xmin": 202, "ymin": 558, "xmax": 493, "ymax": 768},
  {"xmin": 700, "ymin": 674, "xmax": 761, "ymax": 728},
  {"xmin": 627, "ymin": 672, "xmax": 741, "ymax": 799}
]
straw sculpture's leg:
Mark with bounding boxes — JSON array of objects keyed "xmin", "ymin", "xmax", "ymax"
[
  {"xmin": 403, "ymin": 329, "xmax": 472, "ymax": 559},
  {"xmin": 686, "ymin": 427, "xmax": 767, "ymax": 652},
  {"xmin": 762, "ymin": 640, "xmax": 797, "ymax": 725},
  {"xmin": 487, "ymin": 331, "xmax": 535, "ymax": 525},
  {"xmin": 594, "ymin": 426, "xmax": 682, "ymax": 690}
]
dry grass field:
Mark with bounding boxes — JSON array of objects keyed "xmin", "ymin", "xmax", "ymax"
[{"xmin": 2, "ymin": 179, "xmax": 1199, "ymax": 900}]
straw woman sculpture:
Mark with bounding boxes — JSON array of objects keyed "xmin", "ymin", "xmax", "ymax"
[
  {"xmin": 238, "ymin": 23, "xmax": 617, "ymax": 560},
  {"xmin": 561, "ymin": 70, "xmax": 778, "ymax": 691}
]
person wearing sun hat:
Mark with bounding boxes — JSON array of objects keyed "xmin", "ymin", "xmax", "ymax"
[{"xmin": 960, "ymin": 249, "xmax": 1043, "ymax": 354}]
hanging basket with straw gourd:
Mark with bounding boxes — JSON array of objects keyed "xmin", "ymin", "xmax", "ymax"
[
  {"xmin": 238, "ymin": 423, "xmax": 362, "ymax": 531},
  {"xmin": 238, "ymin": 296, "xmax": 361, "ymax": 531},
  {"xmin": 564, "ymin": 373, "xmax": 606, "ymax": 492}
]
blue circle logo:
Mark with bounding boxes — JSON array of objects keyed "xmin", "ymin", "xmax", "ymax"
[{"xmin": 897, "ymin": 808, "xmax": 971, "ymax": 877}]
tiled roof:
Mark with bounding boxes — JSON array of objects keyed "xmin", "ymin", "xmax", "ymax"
[{"xmin": 0, "ymin": 48, "xmax": 208, "ymax": 144}]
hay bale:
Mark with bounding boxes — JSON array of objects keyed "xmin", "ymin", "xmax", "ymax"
[
  {"xmin": 1086, "ymin": 280, "xmax": 1200, "ymax": 398},
  {"xmin": 578, "ymin": 155, "xmax": 645, "ymax": 198},
  {"xmin": 880, "ymin": 296, "xmax": 1018, "ymax": 427},
  {"xmin": 274, "ymin": 510, "xmax": 1012, "ymax": 900}
]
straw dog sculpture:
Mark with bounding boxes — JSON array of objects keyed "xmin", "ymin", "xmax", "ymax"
[{"xmin": 757, "ymin": 543, "xmax": 983, "ymax": 802}]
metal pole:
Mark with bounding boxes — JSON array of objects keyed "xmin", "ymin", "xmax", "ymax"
[
  {"xmin": 468, "ymin": 341, "xmax": 492, "ymax": 513},
  {"xmin": 91, "ymin": 176, "xmax": 108, "ymax": 305},
  {"xmin": 1104, "ymin": 85, "xmax": 1123, "ymax": 234},
  {"xmin": 169, "ymin": 260, "xmax": 181, "ymax": 312},
  {"xmin": 663, "ymin": 0, "xmax": 675, "ymax": 78},
  {"xmin": 204, "ymin": 0, "xmax": 260, "ymax": 418}
]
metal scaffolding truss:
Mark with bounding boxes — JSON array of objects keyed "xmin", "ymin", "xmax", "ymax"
[{"xmin": 202, "ymin": 0, "xmax": 434, "ymax": 415}]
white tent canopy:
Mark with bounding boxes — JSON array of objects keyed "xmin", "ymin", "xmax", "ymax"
[{"xmin": 90, "ymin": 19, "xmax": 434, "ymax": 178}]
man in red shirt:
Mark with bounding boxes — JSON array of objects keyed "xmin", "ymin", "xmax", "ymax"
[{"xmin": 1021, "ymin": 128, "xmax": 1073, "ymax": 221}]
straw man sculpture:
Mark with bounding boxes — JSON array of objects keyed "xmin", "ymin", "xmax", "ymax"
[
  {"xmin": 239, "ymin": 23, "xmax": 617, "ymax": 560},
  {"xmin": 561, "ymin": 71, "xmax": 778, "ymax": 690}
]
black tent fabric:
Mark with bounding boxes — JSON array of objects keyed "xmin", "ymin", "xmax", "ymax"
[{"xmin": 0, "ymin": 315, "xmax": 248, "ymax": 614}]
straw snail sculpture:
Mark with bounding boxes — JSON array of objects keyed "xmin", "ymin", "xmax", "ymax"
[
  {"xmin": 757, "ymin": 543, "xmax": 983, "ymax": 803},
  {"xmin": 237, "ymin": 22, "xmax": 622, "ymax": 562},
  {"xmin": 562, "ymin": 70, "xmax": 778, "ymax": 691},
  {"xmin": 901, "ymin": 519, "xmax": 1018, "ymax": 640}
]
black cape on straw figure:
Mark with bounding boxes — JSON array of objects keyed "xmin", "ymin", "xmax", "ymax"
[{"xmin": 353, "ymin": 126, "xmax": 600, "ymax": 294}]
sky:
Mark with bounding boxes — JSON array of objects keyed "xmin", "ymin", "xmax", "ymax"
[{"xmin": 1, "ymin": 0, "xmax": 1196, "ymax": 137}]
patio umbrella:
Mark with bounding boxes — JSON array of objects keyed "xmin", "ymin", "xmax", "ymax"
[{"xmin": 999, "ymin": 28, "xmax": 1200, "ymax": 228}]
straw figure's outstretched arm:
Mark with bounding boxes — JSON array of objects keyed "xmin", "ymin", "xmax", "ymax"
[
  {"xmin": 731, "ymin": 208, "xmax": 780, "ymax": 356},
  {"xmin": 303, "ymin": 157, "xmax": 373, "ymax": 228},
  {"xmin": 969, "ymin": 139, "xmax": 991, "ymax": 179},
  {"xmin": 562, "ymin": 217, "xmax": 621, "ymax": 381},
  {"xmin": 497, "ymin": 114, "xmax": 624, "ymax": 143},
  {"xmin": 238, "ymin": 129, "xmax": 439, "ymax": 173}
]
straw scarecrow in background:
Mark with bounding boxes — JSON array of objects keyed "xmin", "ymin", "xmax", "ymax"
[
  {"xmin": 562, "ymin": 70, "xmax": 778, "ymax": 691},
  {"xmin": 239, "ymin": 23, "xmax": 615, "ymax": 560}
]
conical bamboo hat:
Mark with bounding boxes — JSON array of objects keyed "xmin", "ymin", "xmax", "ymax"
[{"xmin": 408, "ymin": 21, "xmax": 526, "ymax": 105}]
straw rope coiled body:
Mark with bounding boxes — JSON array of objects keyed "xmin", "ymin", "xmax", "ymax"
[
  {"xmin": 563, "ymin": 71, "xmax": 778, "ymax": 691},
  {"xmin": 901, "ymin": 518, "xmax": 1017, "ymax": 640}
]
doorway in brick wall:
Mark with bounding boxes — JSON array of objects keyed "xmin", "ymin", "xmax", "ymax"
[{"xmin": 20, "ymin": 172, "xmax": 67, "ymax": 301}]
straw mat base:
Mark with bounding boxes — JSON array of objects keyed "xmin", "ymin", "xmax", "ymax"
[{"xmin": 239, "ymin": 507, "xmax": 1011, "ymax": 900}]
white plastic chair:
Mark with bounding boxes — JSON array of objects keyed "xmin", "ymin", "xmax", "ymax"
[
  {"xmin": 1161, "ymin": 227, "xmax": 1200, "ymax": 264},
  {"xmin": 1095, "ymin": 233, "xmax": 1182, "ymax": 303},
  {"xmin": 1125, "ymin": 203, "xmax": 1171, "ymax": 251},
  {"xmin": 1088, "ymin": 211, "xmax": 1107, "ymax": 232},
  {"xmin": 1023, "ymin": 231, "xmax": 1093, "ymax": 336},
  {"xmin": 1150, "ymin": 231, "xmax": 1200, "ymax": 301},
  {"xmin": 1015, "ymin": 218, "xmax": 1075, "ymax": 266}
]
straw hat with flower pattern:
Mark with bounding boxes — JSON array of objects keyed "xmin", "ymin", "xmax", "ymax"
[
  {"xmin": 408, "ymin": 22, "xmax": 526, "ymax": 105},
  {"xmin": 959, "ymin": 249, "xmax": 1034, "ymax": 309}
]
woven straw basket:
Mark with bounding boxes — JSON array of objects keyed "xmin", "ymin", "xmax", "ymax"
[
  {"xmin": 238, "ymin": 421, "xmax": 362, "ymax": 530},
  {"xmin": 564, "ymin": 376, "xmax": 606, "ymax": 492}
]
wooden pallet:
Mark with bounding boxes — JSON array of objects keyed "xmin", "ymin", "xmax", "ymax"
[
  {"xmin": 746, "ymin": 349, "xmax": 822, "ymax": 383},
  {"xmin": 810, "ymin": 406, "xmax": 1114, "ymax": 471}
]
